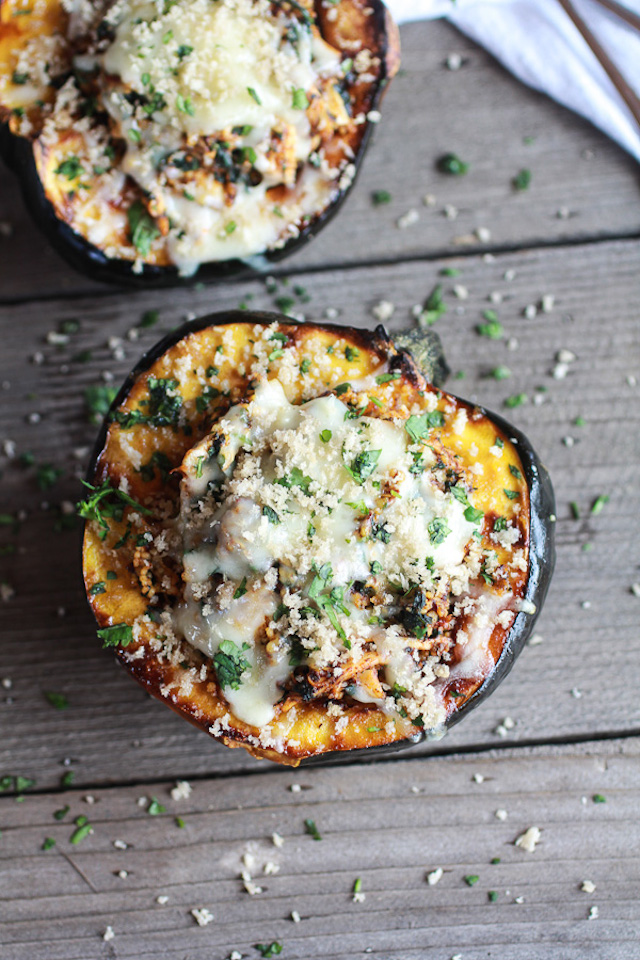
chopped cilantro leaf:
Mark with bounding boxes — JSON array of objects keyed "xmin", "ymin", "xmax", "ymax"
[
  {"xmin": 140, "ymin": 309, "xmax": 159, "ymax": 328},
  {"xmin": 513, "ymin": 168, "xmax": 532, "ymax": 191},
  {"xmin": 464, "ymin": 505, "xmax": 484, "ymax": 524},
  {"xmin": 36, "ymin": 463, "xmax": 63, "ymax": 491},
  {"xmin": 405, "ymin": 410, "xmax": 445, "ymax": 442},
  {"xmin": 437, "ymin": 153, "xmax": 469, "ymax": 175},
  {"xmin": 70, "ymin": 822, "xmax": 92, "ymax": 844},
  {"xmin": 255, "ymin": 944, "xmax": 283, "ymax": 958},
  {"xmin": 428, "ymin": 517, "xmax": 450, "ymax": 544},
  {"xmin": 44, "ymin": 691, "xmax": 68, "ymax": 710},
  {"xmin": 233, "ymin": 577, "xmax": 248, "ymax": 599},
  {"xmin": 591, "ymin": 495, "xmax": 609, "ymax": 516},
  {"xmin": 421, "ymin": 284, "xmax": 447, "ymax": 325},
  {"xmin": 55, "ymin": 156, "xmax": 84, "ymax": 180},
  {"xmin": 77, "ymin": 479, "xmax": 151, "ymax": 539},
  {"xmin": 85, "ymin": 384, "xmax": 118, "ymax": 425},
  {"xmin": 263, "ymin": 505, "xmax": 280, "ymax": 524},
  {"xmin": 114, "ymin": 377, "xmax": 181, "ymax": 429},
  {"xmin": 304, "ymin": 818, "xmax": 322, "ymax": 840},
  {"xmin": 343, "ymin": 449, "xmax": 381, "ymax": 485},
  {"xmin": 97, "ymin": 623, "xmax": 133, "ymax": 648},
  {"xmin": 213, "ymin": 640, "xmax": 251, "ymax": 689},
  {"xmin": 477, "ymin": 318, "xmax": 504, "ymax": 339},
  {"xmin": 292, "ymin": 88, "xmax": 309, "ymax": 110},
  {"xmin": 277, "ymin": 467, "xmax": 313, "ymax": 495},
  {"xmin": 127, "ymin": 201, "xmax": 160, "ymax": 257},
  {"xmin": 504, "ymin": 393, "xmax": 528, "ymax": 409}
]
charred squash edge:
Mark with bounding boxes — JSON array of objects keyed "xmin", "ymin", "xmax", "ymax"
[
  {"xmin": 0, "ymin": 0, "xmax": 400, "ymax": 288},
  {"xmin": 82, "ymin": 310, "xmax": 556, "ymax": 765}
]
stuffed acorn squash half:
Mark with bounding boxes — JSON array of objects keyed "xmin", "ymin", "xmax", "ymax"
[
  {"xmin": 0, "ymin": 0, "xmax": 399, "ymax": 284},
  {"xmin": 81, "ymin": 313, "xmax": 555, "ymax": 765}
]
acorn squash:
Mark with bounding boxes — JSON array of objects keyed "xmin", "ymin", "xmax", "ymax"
[
  {"xmin": 80, "ymin": 313, "xmax": 555, "ymax": 765},
  {"xmin": 0, "ymin": 0, "xmax": 399, "ymax": 285}
]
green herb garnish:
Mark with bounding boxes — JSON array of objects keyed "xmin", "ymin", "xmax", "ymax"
[
  {"xmin": 428, "ymin": 517, "xmax": 450, "ymax": 544},
  {"xmin": 70, "ymin": 822, "xmax": 92, "ymax": 845},
  {"xmin": 376, "ymin": 372, "xmax": 401, "ymax": 384},
  {"xmin": 255, "ymin": 944, "xmax": 283, "ymax": 958},
  {"xmin": 97, "ymin": 623, "xmax": 133, "ymax": 648},
  {"xmin": 304, "ymin": 818, "xmax": 322, "ymax": 840},
  {"xmin": 292, "ymin": 88, "xmax": 309, "ymax": 109},
  {"xmin": 591, "ymin": 495, "xmax": 609, "ymax": 516},
  {"xmin": 85, "ymin": 384, "xmax": 118, "ymax": 425},
  {"xmin": 44, "ymin": 691, "xmax": 68, "ymax": 710},
  {"xmin": 127, "ymin": 201, "xmax": 160, "ymax": 257},
  {"xmin": 405, "ymin": 410, "xmax": 445, "ymax": 442},
  {"xmin": 77, "ymin": 479, "xmax": 151, "ymax": 539},
  {"xmin": 55, "ymin": 157, "xmax": 84, "ymax": 180},
  {"xmin": 213, "ymin": 640, "xmax": 251, "ymax": 689},
  {"xmin": 263, "ymin": 505, "xmax": 280, "ymax": 524},
  {"xmin": 512, "ymin": 168, "xmax": 532, "ymax": 191},
  {"xmin": 343, "ymin": 449, "xmax": 381, "ymax": 485},
  {"xmin": 504, "ymin": 393, "xmax": 528, "ymax": 409},
  {"xmin": 437, "ymin": 153, "xmax": 469, "ymax": 175},
  {"xmin": 421, "ymin": 284, "xmax": 447, "ymax": 325},
  {"xmin": 233, "ymin": 577, "xmax": 248, "ymax": 599}
]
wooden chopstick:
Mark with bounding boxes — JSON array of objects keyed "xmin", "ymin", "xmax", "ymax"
[
  {"xmin": 590, "ymin": 0, "xmax": 640, "ymax": 34},
  {"xmin": 556, "ymin": 0, "xmax": 640, "ymax": 129}
]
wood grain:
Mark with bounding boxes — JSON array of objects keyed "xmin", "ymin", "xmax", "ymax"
[
  {"xmin": 2, "ymin": 740, "xmax": 639, "ymax": 960},
  {"xmin": 1, "ymin": 20, "xmax": 640, "ymax": 302},
  {"xmin": 1, "ymin": 237, "xmax": 638, "ymax": 788}
]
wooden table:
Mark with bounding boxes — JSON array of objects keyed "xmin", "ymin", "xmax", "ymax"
[{"xmin": 1, "ymin": 19, "xmax": 639, "ymax": 960}]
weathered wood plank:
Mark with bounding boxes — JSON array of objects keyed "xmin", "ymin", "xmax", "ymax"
[
  {"xmin": 1, "ymin": 741, "xmax": 639, "ymax": 960},
  {"xmin": 0, "ymin": 237, "xmax": 638, "ymax": 788},
  {"xmin": 1, "ymin": 19, "xmax": 640, "ymax": 301}
]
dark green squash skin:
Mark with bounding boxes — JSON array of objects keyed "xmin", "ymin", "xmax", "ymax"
[
  {"xmin": 84, "ymin": 311, "xmax": 556, "ymax": 763},
  {"xmin": 0, "ymin": 0, "xmax": 397, "ymax": 289}
]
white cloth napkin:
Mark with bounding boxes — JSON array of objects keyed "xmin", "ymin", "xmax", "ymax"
[{"xmin": 387, "ymin": 0, "xmax": 640, "ymax": 161}]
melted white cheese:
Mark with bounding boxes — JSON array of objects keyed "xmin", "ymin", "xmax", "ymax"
[
  {"xmin": 95, "ymin": 0, "xmax": 345, "ymax": 272},
  {"xmin": 174, "ymin": 378, "xmax": 494, "ymax": 729}
]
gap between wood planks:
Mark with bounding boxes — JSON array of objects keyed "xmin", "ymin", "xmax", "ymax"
[
  {"xmin": 2, "ymin": 731, "xmax": 639, "ymax": 800},
  {"xmin": 1, "ymin": 228, "xmax": 640, "ymax": 310}
]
